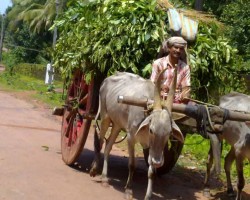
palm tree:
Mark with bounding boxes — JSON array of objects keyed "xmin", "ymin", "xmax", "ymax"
[
  {"xmin": 18, "ymin": 0, "xmax": 57, "ymax": 33},
  {"xmin": 8, "ymin": 0, "xmax": 67, "ymax": 33}
]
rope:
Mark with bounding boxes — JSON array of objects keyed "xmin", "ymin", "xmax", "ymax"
[
  {"xmin": 184, "ymin": 97, "xmax": 218, "ymax": 107},
  {"xmin": 223, "ymin": 108, "xmax": 230, "ymax": 123},
  {"xmin": 205, "ymin": 105, "xmax": 216, "ymax": 132},
  {"xmin": 114, "ymin": 134, "xmax": 127, "ymax": 144},
  {"xmin": 195, "ymin": 104, "xmax": 210, "ymax": 139}
]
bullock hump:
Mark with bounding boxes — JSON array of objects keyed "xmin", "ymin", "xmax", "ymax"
[
  {"xmin": 101, "ymin": 72, "xmax": 154, "ymax": 95},
  {"xmin": 219, "ymin": 92, "xmax": 250, "ymax": 112}
]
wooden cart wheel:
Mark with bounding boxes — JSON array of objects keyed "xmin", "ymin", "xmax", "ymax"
[
  {"xmin": 61, "ymin": 70, "xmax": 100, "ymax": 165},
  {"xmin": 143, "ymin": 132, "xmax": 187, "ymax": 176}
]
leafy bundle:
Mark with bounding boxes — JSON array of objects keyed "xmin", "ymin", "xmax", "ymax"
[
  {"xmin": 53, "ymin": 0, "xmax": 167, "ymax": 82},
  {"xmin": 53, "ymin": 0, "xmax": 248, "ymax": 103}
]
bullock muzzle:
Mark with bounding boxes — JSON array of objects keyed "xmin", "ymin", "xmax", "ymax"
[{"xmin": 149, "ymin": 154, "xmax": 164, "ymax": 168}]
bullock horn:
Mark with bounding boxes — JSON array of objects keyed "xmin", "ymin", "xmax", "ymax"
[
  {"xmin": 165, "ymin": 66, "xmax": 177, "ymax": 112},
  {"xmin": 153, "ymin": 68, "xmax": 167, "ymax": 110}
]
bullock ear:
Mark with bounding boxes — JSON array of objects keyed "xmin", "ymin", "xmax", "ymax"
[
  {"xmin": 135, "ymin": 116, "xmax": 151, "ymax": 136},
  {"xmin": 172, "ymin": 120, "xmax": 184, "ymax": 143}
]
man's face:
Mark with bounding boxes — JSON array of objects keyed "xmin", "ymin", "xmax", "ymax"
[{"xmin": 168, "ymin": 44, "xmax": 185, "ymax": 59}]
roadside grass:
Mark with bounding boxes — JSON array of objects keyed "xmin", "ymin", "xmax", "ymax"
[
  {"xmin": 180, "ymin": 134, "xmax": 250, "ymax": 185},
  {"xmin": 0, "ymin": 71, "xmax": 65, "ymax": 108}
]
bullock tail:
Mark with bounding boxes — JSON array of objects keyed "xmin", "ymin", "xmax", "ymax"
[
  {"xmin": 94, "ymin": 94, "xmax": 101, "ymax": 134},
  {"xmin": 93, "ymin": 94, "xmax": 101, "ymax": 153}
]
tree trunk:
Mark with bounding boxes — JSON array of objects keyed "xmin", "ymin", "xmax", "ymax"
[{"xmin": 194, "ymin": 0, "xmax": 204, "ymax": 11}]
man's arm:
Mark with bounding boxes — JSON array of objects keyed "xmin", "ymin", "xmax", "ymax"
[
  {"xmin": 180, "ymin": 64, "xmax": 191, "ymax": 104},
  {"xmin": 150, "ymin": 61, "xmax": 160, "ymax": 83},
  {"xmin": 180, "ymin": 86, "xmax": 191, "ymax": 104}
]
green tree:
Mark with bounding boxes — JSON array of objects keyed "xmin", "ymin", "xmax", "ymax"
[
  {"xmin": 7, "ymin": 0, "xmax": 67, "ymax": 33},
  {"xmin": 220, "ymin": 0, "xmax": 250, "ymax": 60},
  {"xmin": 4, "ymin": 0, "xmax": 53, "ymax": 63},
  {"xmin": 5, "ymin": 23, "xmax": 52, "ymax": 63}
]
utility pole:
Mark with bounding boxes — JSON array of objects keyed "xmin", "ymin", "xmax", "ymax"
[{"xmin": 0, "ymin": 14, "xmax": 6, "ymax": 62}]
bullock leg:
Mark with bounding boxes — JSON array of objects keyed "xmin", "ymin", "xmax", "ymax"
[
  {"xmin": 224, "ymin": 147, "xmax": 236, "ymax": 197},
  {"xmin": 125, "ymin": 138, "xmax": 135, "ymax": 200},
  {"xmin": 235, "ymin": 155, "xmax": 244, "ymax": 200},
  {"xmin": 101, "ymin": 124, "xmax": 121, "ymax": 186},
  {"xmin": 90, "ymin": 117, "xmax": 111, "ymax": 177},
  {"xmin": 204, "ymin": 134, "xmax": 222, "ymax": 197},
  {"xmin": 203, "ymin": 145, "xmax": 213, "ymax": 198},
  {"xmin": 209, "ymin": 134, "xmax": 222, "ymax": 175},
  {"xmin": 145, "ymin": 165, "xmax": 154, "ymax": 200}
]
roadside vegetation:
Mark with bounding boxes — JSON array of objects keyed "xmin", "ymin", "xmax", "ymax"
[{"xmin": 0, "ymin": 53, "xmax": 64, "ymax": 108}]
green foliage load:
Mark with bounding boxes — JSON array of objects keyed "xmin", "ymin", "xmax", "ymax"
[
  {"xmin": 189, "ymin": 25, "xmax": 248, "ymax": 102},
  {"xmin": 53, "ymin": 0, "xmax": 248, "ymax": 103},
  {"xmin": 53, "ymin": 0, "xmax": 167, "ymax": 82}
]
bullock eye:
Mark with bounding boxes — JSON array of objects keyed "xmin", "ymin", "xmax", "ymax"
[{"xmin": 149, "ymin": 128, "xmax": 153, "ymax": 135}]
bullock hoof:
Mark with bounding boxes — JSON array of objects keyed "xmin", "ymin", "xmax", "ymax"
[
  {"xmin": 89, "ymin": 167, "xmax": 97, "ymax": 177},
  {"xmin": 203, "ymin": 188, "xmax": 211, "ymax": 198},
  {"xmin": 124, "ymin": 189, "xmax": 133, "ymax": 200}
]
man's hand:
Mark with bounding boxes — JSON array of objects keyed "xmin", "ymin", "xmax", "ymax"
[{"xmin": 180, "ymin": 86, "xmax": 191, "ymax": 104}]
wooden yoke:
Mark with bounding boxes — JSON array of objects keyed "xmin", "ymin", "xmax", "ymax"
[{"xmin": 117, "ymin": 95, "xmax": 250, "ymax": 124}]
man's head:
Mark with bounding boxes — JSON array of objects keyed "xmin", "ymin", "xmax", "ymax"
[
  {"xmin": 166, "ymin": 36, "xmax": 187, "ymax": 60},
  {"xmin": 158, "ymin": 36, "xmax": 187, "ymax": 62},
  {"xmin": 167, "ymin": 36, "xmax": 187, "ymax": 48}
]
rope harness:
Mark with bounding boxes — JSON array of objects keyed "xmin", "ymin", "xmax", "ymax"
[{"xmin": 195, "ymin": 104, "xmax": 228, "ymax": 138}]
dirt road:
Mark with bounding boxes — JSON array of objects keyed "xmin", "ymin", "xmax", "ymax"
[{"xmin": 0, "ymin": 90, "xmax": 250, "ymax": 200}]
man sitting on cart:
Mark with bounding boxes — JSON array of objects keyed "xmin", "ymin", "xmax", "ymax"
[{"xmin": 150, "ymin": 36, "xmax": 191, "ymax": 104}]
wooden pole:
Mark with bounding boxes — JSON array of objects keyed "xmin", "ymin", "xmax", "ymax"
[{"xmin": 117, "ymin": 95, "xmax": 250, "ymax": 122}]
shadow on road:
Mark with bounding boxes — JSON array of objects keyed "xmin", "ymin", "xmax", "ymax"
[{"xmin": 62, "ymin": 148, "xmax": 231, "ymax": 200}]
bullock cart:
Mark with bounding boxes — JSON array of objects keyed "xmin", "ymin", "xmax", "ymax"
[{"xmin": 58, "ymin": 70, "xmax": 250, "ymax": 175}]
